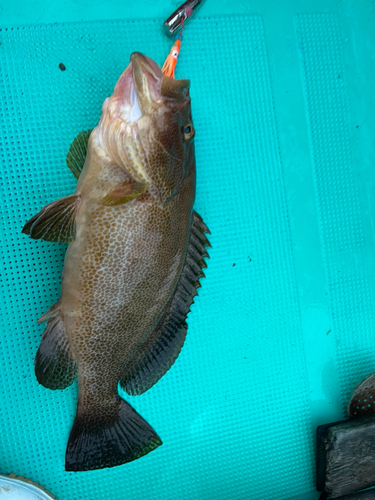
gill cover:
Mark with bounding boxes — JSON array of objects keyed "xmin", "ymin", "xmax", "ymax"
[{"xmin": 137, "ymin": 72, "xmax": 195, "ymax": 206}]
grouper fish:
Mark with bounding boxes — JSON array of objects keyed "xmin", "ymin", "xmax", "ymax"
[{"xmin": 22, "ymin": 52, "xmax": 210, "ymax": 472}]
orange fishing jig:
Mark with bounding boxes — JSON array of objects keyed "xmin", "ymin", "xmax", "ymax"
[
  {"xmin": 162, "ymin": 5, "xmax": 193, "ymax": 79},
  {"xmin": 161, "ymin": 39, "xmax": 181, "ymax": 79}
]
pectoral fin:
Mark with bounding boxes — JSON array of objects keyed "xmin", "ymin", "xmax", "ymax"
[
  {"xmin": 120, "ymin": 211, "xmax": 210, "ymax": 395},
  {"xmin": 101, "ymin": 180, "xmax": 146, "ymax": 207},
  {"xmin": 22, "ymin": 194, "xmax": 80, "ymax": 243}
]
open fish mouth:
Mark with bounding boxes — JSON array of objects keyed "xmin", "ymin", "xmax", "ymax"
[{"xmin": 117, "ymin": 52, "xmax": 163, "ymax": 123}]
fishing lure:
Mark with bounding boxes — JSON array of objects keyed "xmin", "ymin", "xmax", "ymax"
[
  {"xmin": 161, "ymin": 39, "xmax": 181, "ymax": 79},
  {"xmin": 162, "ymin": 5, "xmax": 193, "ymax": 79}
]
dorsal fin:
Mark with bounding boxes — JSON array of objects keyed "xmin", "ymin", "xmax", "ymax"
[
  {"xmin": 66, "ymin": 130, "xmax": 92, "ymax": 179},
  {"xmin": 120, "ymin": 211, "xmax": 210, "ymax": 396},
  {"xmin": 22, "ymin": 194, "xmax": 80, "ymax": 243}
]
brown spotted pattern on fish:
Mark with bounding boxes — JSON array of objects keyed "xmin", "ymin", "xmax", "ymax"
[{"xmin": 22, "ymin": 52, "xmax": 210, "ymax": 472}]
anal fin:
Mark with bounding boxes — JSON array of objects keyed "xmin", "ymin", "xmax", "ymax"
[
  {"xmin": 120, "ymin": 211, "xmax": 210, "ymax": 395},
  {"xmin": 22, "ymin": 194, "xmax": 80, "ymax": 243},
  {"xmin": 120, "ymin": 304, "xmax": 189, "ymax": 396},
  {"xmin": 35, "ymin": 308, "xmax": 77, "ymax": 390}
]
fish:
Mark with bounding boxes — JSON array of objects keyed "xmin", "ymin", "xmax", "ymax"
[{"xmin": 22, "ymin": 52, "xmax": 210, "ymax": 472}]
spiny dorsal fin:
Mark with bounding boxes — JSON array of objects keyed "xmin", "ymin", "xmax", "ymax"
[
  {"xmin": 120, "ymin": 211, "xmax": 210, "ymax": 396},
  {"xmin": 101, "ymin": 180, "xmax": 147, "ymax": 207},
  {"xmin": 66, "ymin": 130, "xmax": 92, "ymax": 179},
  {"xmin": 22, "ymin": 194, "xmax": 80, "ymax": 243},
  {"xmin": 35, "ymin": 308, "xmax": 77, "ymax": 390}
]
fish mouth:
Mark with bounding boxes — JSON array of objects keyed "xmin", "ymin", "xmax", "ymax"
[{"xmin": 114, "ymin": 52, "xmax": 163, "ymax": 124}]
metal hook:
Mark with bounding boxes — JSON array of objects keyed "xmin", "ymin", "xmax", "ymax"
[{"xmin": 163, "ymin": 0, "xmax": 206, "ymax": 37}]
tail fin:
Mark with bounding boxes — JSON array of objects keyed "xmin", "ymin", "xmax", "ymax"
[{"xmin": 65, "ymin": 398, "xmax": 162, "ymax": 471}]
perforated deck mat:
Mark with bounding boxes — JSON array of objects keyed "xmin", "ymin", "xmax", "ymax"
[{"xmin": 1, "ymin": 15, "xmax": 375, "ymax": 500}]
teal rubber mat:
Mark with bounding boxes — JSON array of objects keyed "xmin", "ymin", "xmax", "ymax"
[{"xmin": 1, "ymin": 4, "xmax": 375, "ymax": 500}]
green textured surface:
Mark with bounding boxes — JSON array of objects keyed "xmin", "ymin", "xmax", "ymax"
[{"xmin": 1, "ymin": 1, "xmax": 375, "ymax": 499}]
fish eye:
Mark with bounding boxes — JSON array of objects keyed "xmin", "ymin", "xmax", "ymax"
[
  {"xmin": 183, "ymin": 124, "xmax": 194, "ymax": 140},
  {"xmin": 172, "ymin": 50, "xmax": 179, "ymax": 58}
]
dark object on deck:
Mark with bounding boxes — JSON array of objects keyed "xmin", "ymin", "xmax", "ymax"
[
  {"xmin": 348, "ymin": 374, "xmax": 375, "ymax": 418},
  {"xmin": 319, "ymin": 489, "xmax": 375, "ymax": 499},
  {"xmin": 59, "ymin": 63, "xmax": 66, "ymax": 71},
  {"xmin": 317, "ymin": 415, "xmax": 375, "ymax": 498},
  {"xmin": 333, "ymin": 489, "xmax": 375, "ymax": 499}
]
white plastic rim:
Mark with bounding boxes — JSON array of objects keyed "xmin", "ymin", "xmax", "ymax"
[{"xmin": 0, "ymin": 475, "xmax": 56, "ymax": 500}]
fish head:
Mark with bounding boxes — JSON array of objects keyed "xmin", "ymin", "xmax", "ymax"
[{"xmin": 98, "ymin": 52, "xmax": 195, "ymax": 205}]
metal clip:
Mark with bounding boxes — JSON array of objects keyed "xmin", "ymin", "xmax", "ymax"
[{"xmin": 163, "ymin": 0, "xmax": 205, "ymax": 37}]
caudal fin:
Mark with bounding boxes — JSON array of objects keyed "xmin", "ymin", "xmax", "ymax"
[{"xmin": 65, "ymin": 398, "xmax": 162, "ymax": 471}]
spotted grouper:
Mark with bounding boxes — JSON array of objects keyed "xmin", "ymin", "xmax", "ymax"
[{"xmin": 22, "ymin": 52, "xmax": 210, "ymax": 472}]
